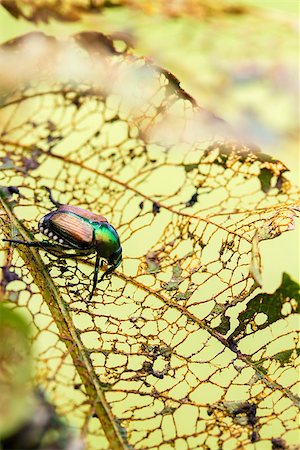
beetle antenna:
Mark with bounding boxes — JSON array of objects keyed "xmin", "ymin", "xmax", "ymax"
[
  {"xmin": 98, "ymin": 264, "xmax": 116, "ymax": 284},
  {"xmin": 43, "ymin": 186, "xmax": 62, "ymax": 208}
]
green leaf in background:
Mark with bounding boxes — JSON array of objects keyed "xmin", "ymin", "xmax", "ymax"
[
  {"xmin": 0, "ymin": 303, "xmax": 32, "ymax": 438},
  {"xmin": 231, "ymin": 272, "xmax": 299, "ymax": 341}
]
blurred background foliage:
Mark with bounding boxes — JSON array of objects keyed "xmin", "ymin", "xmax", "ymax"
[{"xmin": 0, "ymin": 0, "xmax": 298, "ymax": 173}]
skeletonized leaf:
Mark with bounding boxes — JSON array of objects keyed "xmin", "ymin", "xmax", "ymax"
[{"xmin": 0, "ymin": 32, "xmax": 299, "ymax": 450}]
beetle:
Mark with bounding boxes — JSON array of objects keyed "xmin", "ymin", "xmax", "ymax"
[{"xmin": 3, "ymin": 187, "xmax": 122, "ymax": 301}]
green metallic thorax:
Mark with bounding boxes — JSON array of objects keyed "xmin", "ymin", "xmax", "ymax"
[{"xmin": 92, "ymin": 222, "xmax": 121, "ymax": 259}]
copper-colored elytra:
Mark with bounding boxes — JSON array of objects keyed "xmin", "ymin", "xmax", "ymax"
[
  {"xmin": 51, "ymin": 211, "xmax": 94, "ymax": 243},
  {"xmin": 58, "ymin": 205, "xmax": 108, "ymax": 223}
]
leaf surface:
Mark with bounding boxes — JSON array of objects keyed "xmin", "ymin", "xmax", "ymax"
[{"xmin": 0, "ymin": 32, "xmax": 299, "ymax": 449}]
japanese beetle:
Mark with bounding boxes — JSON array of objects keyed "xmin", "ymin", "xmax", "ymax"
[{"xmin": 4, "ymin": 188, "xmax": 122, "ymax": 301}]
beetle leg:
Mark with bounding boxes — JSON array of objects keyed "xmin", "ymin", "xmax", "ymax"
[
  {"xmin": 89, "ymin": 252, "xmax": 101, "ymax": 301},
  {"xmin": 3, "ymin": 238, "xmax": 75, "ymax": 251},
  {"xmin": 3, "ymin": 238, "xmax": 46, "ymax": 247},
  {"xmin": 4, "ymin": 238, "xmax": 64, "ymax": 248},
  {"xmin": 3, "ymin": 239, "xmax": 95, "ymax": 257},
  {"xmin": 89, "ymin": 258, "xmax": 118, "ymax": 301},
  {"xmin": 43, "ymin": 186, "xmax": 62, "ymax": 208}
]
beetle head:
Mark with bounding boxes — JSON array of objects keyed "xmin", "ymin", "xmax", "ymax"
[{"xmin": 108, "ymin": 246, "xmax": 122, "ymax": 268}]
